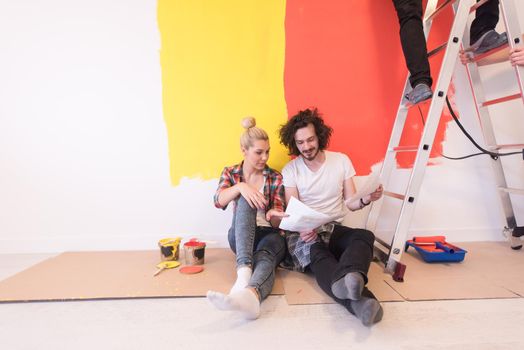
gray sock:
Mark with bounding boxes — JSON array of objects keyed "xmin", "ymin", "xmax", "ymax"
[
  {"xmin": 351, "ymin": 297, "xmax": 383, "ymax": 327},
  {"xmin": 331, "ymin": 272, "xmax": 364, "ymax": 300}
]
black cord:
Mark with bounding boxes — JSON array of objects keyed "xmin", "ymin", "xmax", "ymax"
[{"xmin": 414, "ymin": 96, "xmax": 523, "ymax": 160}]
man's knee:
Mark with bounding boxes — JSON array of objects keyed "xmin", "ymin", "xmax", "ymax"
[
  {"xmin": 310, "ymin": 242, "xmax": 331, "ymax": 265},
  {"xmin": 354, "ymin": 229, "xmax": 375, "ymax": 246}
]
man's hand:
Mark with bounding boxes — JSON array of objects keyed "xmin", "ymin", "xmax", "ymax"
[
  {"xmin": 369, "ymin": 184, "xmax": 383, "ymax": 202},
  {"xmin": 238, "ymin": 183, "xmax": 268, "ymax": 209},
  {"xmin": 299, "ymin": 230, "xmax": 318, "ymax": 243},
  {"xmin": 265, "ymin": 209, "xmax": 289, "ymax": 222}
]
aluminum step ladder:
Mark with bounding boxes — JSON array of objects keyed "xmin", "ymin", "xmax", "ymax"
[{"xmin": 366, "ymin": 0, "xmax": 524, "ymax": 281}]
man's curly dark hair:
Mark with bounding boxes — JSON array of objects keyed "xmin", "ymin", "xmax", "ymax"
[{"xmin": 279, "ymin": 108, "xmax": 333, "ymax": 156}]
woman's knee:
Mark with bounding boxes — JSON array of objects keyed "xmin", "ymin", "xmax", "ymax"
[
  {"xmin": 254, "ymin": 233, "xmax": 285, "ymax": 260},
  {"xmin": 236, "ymin": 195, "xmax": 257, "ymax": 214}
]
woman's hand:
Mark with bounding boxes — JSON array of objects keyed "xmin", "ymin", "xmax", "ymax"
[
  {"xmin": 238, "ymin": 183, "xmax": 268, "ymax": 209},
  {"xmin": 299, "ymin": 230, "xmax": 318, "ymax": 243}
]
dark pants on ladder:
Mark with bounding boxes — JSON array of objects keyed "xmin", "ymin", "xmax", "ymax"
[
  {"xmin": 470, "ymin": 0, "xmax": 500, "ymax": 44},
  {"xmin": 308, "ymin": 225, "xmax": 378, "ymax": 316},
  {"xmin": 392, "ymin": 0, "xmax": 433, "ymax": 88}
]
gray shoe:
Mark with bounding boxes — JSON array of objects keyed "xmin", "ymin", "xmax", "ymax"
[
  {"xmin": 405, "ymin": 83, "xmax": 433, "ymax": 105},
  {"xmin": 470, "ymin": 30, "xmax": 508, "ymax": 54}
]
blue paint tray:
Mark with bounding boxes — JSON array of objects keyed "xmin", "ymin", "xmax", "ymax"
[{"xmin": 405, "ymin": 236, "xmax": 467, "ymax": 263}]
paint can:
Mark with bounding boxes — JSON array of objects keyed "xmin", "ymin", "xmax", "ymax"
[
  {"xmin": 183, "ymin": 239, "xmax": 206, "ymax": 265},
  {"xmin": 158, "ymin": 237, "xmax": 182, "ymax": 261}
]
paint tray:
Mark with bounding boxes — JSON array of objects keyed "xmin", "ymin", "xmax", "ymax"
[{"xmin": 405, "ymin": 236, "xmax": 467, "ymax": 263}]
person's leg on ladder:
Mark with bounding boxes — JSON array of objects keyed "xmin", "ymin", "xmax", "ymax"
[
  {"xmin": 392, "ymin": 0, "xmax": 433, "ymax": 104},
  {"xmin": 469, "ymin": 0, "xmax": 506, "ymax": 52}
]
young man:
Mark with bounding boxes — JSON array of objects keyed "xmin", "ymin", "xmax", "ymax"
[{"xmin": 278, "ymin": 108, "xmax": 384, "ymax": 327}]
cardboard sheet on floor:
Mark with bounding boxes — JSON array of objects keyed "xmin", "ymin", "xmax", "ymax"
[
  {"xmin": 281, "ymin": 262, "xmax": 404, "ymax": 305},
  {"xmin": 389, "ymin": 241, "xmax": 523, "ymax": 300},
  {"xmin": 0, "ymin": 249, "xmax": 284, "ymax": 302}
]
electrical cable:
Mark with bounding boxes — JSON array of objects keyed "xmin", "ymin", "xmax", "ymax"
[{"xmin": 414, "ymin": 96, "xmax": 523, "ymax": 160}]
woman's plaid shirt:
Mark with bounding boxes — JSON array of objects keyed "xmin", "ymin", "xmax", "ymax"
[{"xmin": 214, "ymin": 162, "xmax": 285, "ymax": 214}]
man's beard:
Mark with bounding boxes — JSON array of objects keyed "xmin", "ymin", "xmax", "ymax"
[{"xmin": 302, "ymin": 148, "xmax": 318, "ymax": 161}]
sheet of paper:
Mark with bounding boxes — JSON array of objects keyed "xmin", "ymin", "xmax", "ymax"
[
  {"xmin": 279, "ymin": 197, "xmax": 331, "ymax": 232},
  {"xmin": 346, "ymin": 164, "xmax": 382, "ymax": 205}
]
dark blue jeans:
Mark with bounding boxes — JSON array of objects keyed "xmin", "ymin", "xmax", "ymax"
[
  {"xmin": 309, "ymin": 225, "xmax": 378, "ymax": 315},
  {"xmin": 228, "ymin": 196, "xmax": 286, "ymax": 300}
]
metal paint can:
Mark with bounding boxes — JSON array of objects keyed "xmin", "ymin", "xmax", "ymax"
[
  {"xmin": 158, "ymin": 237, "xmax": 181, "ymax": 261},
  {"xmin": 183, "ymin": 239, "xmax": 206, "ymax": 265}
]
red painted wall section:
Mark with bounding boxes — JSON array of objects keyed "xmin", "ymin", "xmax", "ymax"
[{"xmin": 284, "ymin": 1, "xmax": 456, "ymax": 174}]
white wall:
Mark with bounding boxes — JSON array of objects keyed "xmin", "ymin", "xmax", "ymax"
[{"xmin": 0, "ymin": 0, "xmax": 522, "ymax": 253}]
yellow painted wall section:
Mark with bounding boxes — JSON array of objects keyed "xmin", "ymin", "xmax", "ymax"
[{"xmin": 158, "ymin": 1, "xmax": 288, "ymax": 186}]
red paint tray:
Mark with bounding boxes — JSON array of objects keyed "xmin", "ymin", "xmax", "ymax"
[{"xmin": 405, "ymin": 236, "xmax": 467, "ymax": 263}]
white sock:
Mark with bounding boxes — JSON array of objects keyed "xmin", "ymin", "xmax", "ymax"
[
  {"xmin": 206, "ymin": 289, "xmax": 260, "ymax": 320},
  {"xmin": 230, "ymin": 266, "xmax": 252, "ymax": 294}
]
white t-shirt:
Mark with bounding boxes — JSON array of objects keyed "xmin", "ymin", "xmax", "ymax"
[{"xmin": 282, "ymin": 151, "xmax": 356, "ymax": 223}]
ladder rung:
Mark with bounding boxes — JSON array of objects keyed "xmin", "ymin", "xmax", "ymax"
[
  {"xmin": 375, "ymin": 238, "xmax": 391, "ymax": 253},
  {"xmin": 392, "ymin": 146, "xmax": 418, "ymax": 153},
  {"xmin": 499, "ymin": 188, "xmax": 524, "ymax": 196},
  {"xmin": 482, "ymin": 93, "xmax": 522, "ymax": 107},
  {"xmin": 403, "ymin": 98, "xmax": 432, "ymax": 109},
  {"xmin": 384, "ymin": 191, "xmax": 405, "ymax": 201},
  {"xmin": 428, "ymin": 42, "xmax": 447, "ymax": 58},
  {"xmin": 491, "ymin": 143, "xmax": 524, "ymax": 150},
  {"xmin": 425, "ymin": 0, "xmax": 455, "ymax": 22},
  {"xmin": 472, "ymin": 42, "xmax": 509, "ymax": 65}
]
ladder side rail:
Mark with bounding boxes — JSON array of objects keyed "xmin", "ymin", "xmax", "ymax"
[
  {"xmin": 367, "ymin": 0, "xmax": 441, "ymax": 234},
  {"xmin": 366, "ymin": 97, "xmax": 409, "ymax": 234},
  {"xmin": 499, "ymin": 0, "xmax": 524, "ymax": 103},
  {"xmin": 462, "ymin": 4, "xmax": 518, "ymax": 229},
  {"xmin": 386, "ymin": 0, "xmax": 476, "ymax": 270}
]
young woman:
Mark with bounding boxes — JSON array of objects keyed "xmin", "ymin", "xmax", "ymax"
[{"xmin": 207, "ymin": 117, "xmax": 287, "ymax": 320}]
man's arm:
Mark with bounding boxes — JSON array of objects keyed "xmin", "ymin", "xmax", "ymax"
[
  {"xmin": 343, "ymin": 176, "xmax": 383, "ymax": 211},
  {"xmin": 343, "ymin": 176, "xmax": 365, "ymax": 211}
]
